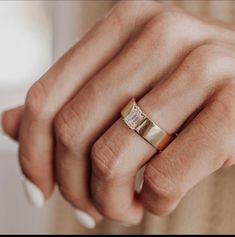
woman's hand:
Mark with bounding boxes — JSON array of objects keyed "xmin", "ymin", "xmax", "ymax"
[{"xmin": 2, "ymin": 0, "xmax": 235, "ymax": 228}]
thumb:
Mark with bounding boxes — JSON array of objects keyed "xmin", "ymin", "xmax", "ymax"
[{"xmin": 1, "ymin": 106, "xmax": 24, "ymax": 141}]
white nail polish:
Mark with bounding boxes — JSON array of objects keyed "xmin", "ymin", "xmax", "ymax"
[
  {"xmin": 23, "ymin": 178, "xmax": 45, "ymax": 208},
  {"xmin": 135, "ymin": 179, "xmax": 144, "ymax": 194},
  {"xmin": 0, "ymin": 112, "xmax": 5, "ymax": 134},
  {"xmin": 73, "ymin": 209, "xmax": 96, "ymax": 229}
]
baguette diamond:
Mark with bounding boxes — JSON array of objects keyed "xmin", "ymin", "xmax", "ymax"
[
  {"xmin": 123, "ymin": 105, "xmax": 145, "ymax": 129},
  {"xmin": 121, "ymin": 98, "xmax": 174, "ymax": 150}
]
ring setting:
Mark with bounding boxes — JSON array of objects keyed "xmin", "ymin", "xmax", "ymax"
[{"xmin": 121, "ymin": 99, "xmax": 174, "ymax": 152}]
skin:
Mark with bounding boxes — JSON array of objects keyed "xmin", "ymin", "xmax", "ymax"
[{"xmin": 3, "ymin": 0, "xmax": 235, "ymax": 225}]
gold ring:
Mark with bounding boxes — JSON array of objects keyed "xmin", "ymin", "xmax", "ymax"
[{"xmin": 121, "ymin": 99, "xmax": 174, "ymax": 152}]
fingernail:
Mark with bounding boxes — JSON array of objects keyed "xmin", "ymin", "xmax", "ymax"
[
  {"xmin": 0, "ymin": 112, "xmax": 5, "ymax": 134},
  {"xmin": 73, "ymin": 209, "xmax": 96, "ymax": 229},
  {"xmin": 135, "ymin": 179, "xmax": 144, "ymax": 194},
  {"xmin": 23, "ymin": 178, "xmax": 45, "ymax": 208}
]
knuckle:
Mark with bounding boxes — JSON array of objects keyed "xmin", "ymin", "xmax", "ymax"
[
  {"xmin": 54, "ymin": 107, "xmax": 77, "ymax": 151},
  {"xmin": 144, "ymin": 164, "xmax": 182, "ymax": 207},
  {"xmin": 91, "ymin": 138, "xmax": 122, "ymax": 182},
  {"xmin": 25, "ymin": 80, "xmax": 48, "ymax": 120},
  {"xmin": 105, "ymin": 0, "xmax": 163, "ymax": 42},
  {"xmin": 152, "ymin": 8, "xmax": 181, "ymax": 29},
  {"xmin": 142, "ymin": 9, "xmax": 188, "ymax": 49},
  {"xmin": 181, "ymin": 43, "xmax": 234, "ymax": 86},
  {"xmin": 105, "ymin": 0, "xmax": 145, "ymax": 35},
  {"xmin": 55, "ymin": 84, "xmax": 98, "ymax": 151},
  {"xmin": 191, "ymin": 43, "xmax": 232, "ymax": 72}
]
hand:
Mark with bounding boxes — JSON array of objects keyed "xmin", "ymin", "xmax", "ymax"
[{"xmin": 2, "ymin": 0, "xmax": 235, "ymax": 228}]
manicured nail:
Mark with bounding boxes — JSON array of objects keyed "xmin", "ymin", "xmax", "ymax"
[
  {"xmin": 135, "ymin": 179, "xmax": 144, "ymax": 194},
  {"xmin": 0, "ymin": 112, "xmax": 5, "ymax": 134},
  {"xmin": 23, "ymin": 178, "xmax": 45, "ymax": 208},
  {"xmin": 73, "ymin": 209, "xmax": 96, "ymax": 229}
]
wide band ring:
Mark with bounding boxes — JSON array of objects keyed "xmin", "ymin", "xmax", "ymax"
[{"xmin": 121, "ymin": 99, "xmax": 174, "ymax": 152}]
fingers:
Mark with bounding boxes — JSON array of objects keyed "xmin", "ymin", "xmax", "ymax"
[
  {"xmin": 54, "ymin": 2, "xmax": 166, "ymax": 226},
  {"xmin": 59, "ymin": 7, "xmax": 235, "ymax": 222},
  {"xmin": 91, "ymin": 119, "xmax": 152, "ymax": 224},
  {"xmin": 141, "ymin": 84, "xmax": 235, "ymax": 215},
  {"xmin": 55, "ymin": 6, "xmax": 211, "ymax": 225},
  {"xmin": 90, "ymin": 42, "xmax": 235, "ymax": 223},
  {"xmin": 1, "ymin": 106, "xmax": 23, "ymax": 140},
  {"xmin": 9, "ymin": 1, "xmax": 235, "ymax": 226},
  {"xmin": 19, "ymin": 0, "xmax": 161, "ymax": 207}
]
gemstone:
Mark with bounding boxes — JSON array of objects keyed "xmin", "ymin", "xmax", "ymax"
[{"xmin": 123, "ymin": 105, "xmax": 145, "ymax": 129}]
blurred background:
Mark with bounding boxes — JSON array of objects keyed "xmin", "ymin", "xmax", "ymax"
[{"xmin": 0, "ymin": 0, "xmax": 235, "ymax": 234}]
